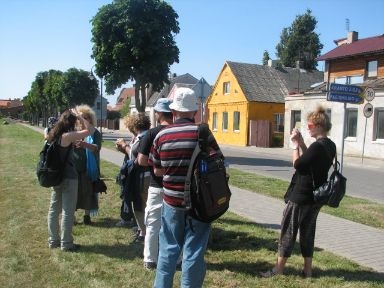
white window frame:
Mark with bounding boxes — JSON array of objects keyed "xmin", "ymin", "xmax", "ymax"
[
  {"xmin": 223, "ymin": 82, "xmax": 230, "ymax": 94},
  {"xmin": 233, "ymin": 111, "xmax": 240, "ymax": 132},
  {"xmin": 367, "ymin": 60, "xmax": 378, "ymax": 78},
  {"xmin": 291, "ymin": 110, "xmax": 301, "ymax": 130},
  {"xmin": 374, "ymin": 108, "xmax": 384, "ymax": 140},
  {"xmin": 345, "ymin": 108, "xmax": 358, "ymax": 138},
  {"xmin": 273, "ymin": 113, "xmax": 284, "ymax": 133},
  {"xmin": 222, "ymin": 112, "xmax": 228, "ymax": 131},
  {"xmin": 212, "ymin": 112, "xmax": 218, "ymax": 130}
]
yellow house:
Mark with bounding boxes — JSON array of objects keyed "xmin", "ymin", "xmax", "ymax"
[{"xmin": 207, "ymin": 61, "xmax": 323, "ymax": 147}]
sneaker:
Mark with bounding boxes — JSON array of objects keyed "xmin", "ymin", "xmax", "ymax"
[
  {"xmin": 144, "ymin": 262, "xmax": 157, "ymax": 270},
  {"xmin": 83, "ymin": 215, "xmax": 92, "ymax": 225},
  {"xmin": 133, "ymin": 235, "xmax": 145, "ymax": 243},
  {"xmin": 48, "ymin": 242, "xmax": 60, "ymax": 249},
  {"xmin": 61, "ymin": 244, "xmax": 81, "ymax": 252},
  {"xmin": 259, "ymin": 269, "xmax": 279, "ymax": 278}
]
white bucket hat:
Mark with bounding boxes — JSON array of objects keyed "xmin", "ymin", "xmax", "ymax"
[{"xmin": 169, "ymin": 87, "xmax": 199, "ymax": 112}]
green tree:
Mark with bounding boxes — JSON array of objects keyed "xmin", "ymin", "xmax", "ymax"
[
  {"xmin": 60, "ymin": 68, "xmax": 98, "ymax": 108},
  {"xmin": 90, "ymin": 0, "xmax": 180, "ymax": 112},
  {"xmin": 119, "ymin": 97, "xmax": 131, "ymax": 118},
  {"xmin": 276, "ymin": 9, "xmax": 323, "ymax": 70},
  {"xmin": 262, "ymin": 50, "xmax": 270, "ymax": 65},
  {"xmin": 43, "ymin": 69, "xmax": 63, "ymax": 116}
]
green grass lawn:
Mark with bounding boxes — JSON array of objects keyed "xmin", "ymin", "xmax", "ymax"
[{"xmin": 0, "ymin": 122, "xmax": 383, "ymax": 287}]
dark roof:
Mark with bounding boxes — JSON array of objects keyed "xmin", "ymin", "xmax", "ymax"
[
  {"xmin": 147, "ymin": 73, "xmax": 199, "ymax": 106},
  {"xmin": 226, "ymin": 61, "xmax": 324, "ymax": 103},
  {"xmin": 317, "ymin": 34, "xmax": 384, "ymax": 61}
]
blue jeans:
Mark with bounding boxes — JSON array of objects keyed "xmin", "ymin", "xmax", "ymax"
[{"xmin": 153, "ymin": 201, "xmax": 211, "ymax": 288}]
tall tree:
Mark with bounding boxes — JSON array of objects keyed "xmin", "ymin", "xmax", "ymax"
[
  {"xmin": 43, "ymin": 69, "xmax": 63, "ymax": 116},
  {"xmin": 262, "ymin": 50, "xmax": 270, "ymax": 66},
  {"xmin": 276, "ymin": 9, "xmax": 323, "ymax": 70},
  {"xmin": 60, "ymin": 68, "xmax": 99, "ymax": 108},
  {"xmin": 90, "ymin": 0, "xmax": 180, "ymax": 112}
]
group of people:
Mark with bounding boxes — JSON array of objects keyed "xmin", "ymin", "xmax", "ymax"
[
  {"xmin": 45, "ymin": 86, "xmax": 336, "ymax": 287},
  {"xmin": 46, "ymin": 105, "xmax": 101, "ymax": 252}
]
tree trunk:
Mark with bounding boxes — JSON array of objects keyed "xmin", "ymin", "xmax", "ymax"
[{"xmin": 134, "ymin": 78, "xmax": 147, "ymax": 113}]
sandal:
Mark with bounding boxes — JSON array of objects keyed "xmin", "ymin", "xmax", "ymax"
[
  {"xmin": 259, "ymin": 269, "xmax": 278, "ymax": 278},
  {"xmin": 301, "ymin": 270, "xmax": 312, "ymax": 279}
]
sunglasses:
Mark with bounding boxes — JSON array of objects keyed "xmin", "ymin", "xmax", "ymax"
[{"xmin": 307, "ymin": 122, "xmax": 316, "ymax": 129}]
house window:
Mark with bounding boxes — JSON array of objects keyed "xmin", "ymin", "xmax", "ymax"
[
  {"xmin": 97, "ymin": 102, "xmax": 101, "ymax": 110},
  {"xmin": 291, "ymin": 110, "xmax": 301, "ymax": 130},
  {"xmin": 367, "ymin": 60, "xmax": 378, "ymax": 78},
  {"xmin": 222, "ymin": 112, "xmax": 228, "ymax": 131},
  {"xmin": 223, "ymin": 82, "xmax": 230, "ymax": 94},
  {"xmin": 335, "ymin": 75, "xmax": 364, "ymax": 84},
  {"xmin": 345, "ymin": 108, "xmax": 358, "ymax": 138},
  {"xmin": 374, "ymin": 108, "xmax": 384, "ymax": 140},
  {"xmin": 326, "ymin": 109, "xmax": 332, "ymax": 123},
  {"xmin": 233, "ymin": 111, "xmax": 240, "ymax": 131},
  {"xmin": 212, "ymin": 112, "xmax": 218, "ymax": 130},
  {"xmin": 274, "ymin": 113, "xmax": 284, "ymax": 132}
]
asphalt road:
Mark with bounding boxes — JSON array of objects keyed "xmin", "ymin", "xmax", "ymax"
[{"xmin": 219, "ymin": 145, "xmax": 384, "ymax": 204}]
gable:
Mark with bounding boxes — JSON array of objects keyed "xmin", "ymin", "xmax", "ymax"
[
  {"xmin": 225, "ymin": 61, "xmax": 323, "ymax": 103},
  {"xmin": 317, "ymin": 34, "xmax": 384, "ymax": 61},
  {"xmin": 147, "ymin": 73, "xmax": 199, "ymax": 107}
]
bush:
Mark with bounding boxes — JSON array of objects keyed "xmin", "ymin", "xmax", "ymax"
[{"xmin": 271, "ymin": 133, "xmax": 283, "ymax": 147}]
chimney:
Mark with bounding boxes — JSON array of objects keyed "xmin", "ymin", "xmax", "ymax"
[
  {"xmin": 347, "ymin": 31, "xmax": 358, "ymax": 43},
  {"xmin": 296, "ymin": 60, "xmax": 304, "ymax": 69},
  {"xmin": 268, "ymin": 59, "xmax": 279, "ymax": 68}
]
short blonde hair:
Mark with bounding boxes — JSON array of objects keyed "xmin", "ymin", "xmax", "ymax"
[
  {"xmin": 75, "ymin": 104, "xmax": 97, "ymax": 126},
  {"xmin": 123, "ymin": 113, "xmax": 151, "ymax": 134},
  {"xmin": 123, "ymin": 114, "xmax": 137, "ymax": 134}
]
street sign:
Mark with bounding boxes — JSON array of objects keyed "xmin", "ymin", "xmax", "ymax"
[
  {"xmin": 363, "ymin": 103, "xmax": 373, "ymax": 118},
  {"xmin": 364, "ymin": 87, "xmax": 375, "ymax": 102},
  {"xmin": 327, "ymin": 83, "xmax": 364, "ymax": 104}
]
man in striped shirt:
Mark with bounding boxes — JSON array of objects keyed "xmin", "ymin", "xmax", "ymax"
[{"xmin": 149, "ymin": 87, "xmax": 222, "ymax": 288}]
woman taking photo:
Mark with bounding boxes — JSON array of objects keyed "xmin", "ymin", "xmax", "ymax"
[
  {"xmin": 260, "ymin": 106, "xmax": 336, "ymax": 278},
  {"xmin": 47, "ymin": 109, "xmax": 94, "ymax": 252}
]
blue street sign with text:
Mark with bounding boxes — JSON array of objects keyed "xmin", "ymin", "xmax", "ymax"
[{"xmin": 327, "ymin": 83, "xmax": 364, "ymax": 104}]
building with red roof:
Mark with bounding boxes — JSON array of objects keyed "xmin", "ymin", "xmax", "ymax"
[{"xmin": 284, "ymin": 31, "xmax": 384, "ymax": 160}]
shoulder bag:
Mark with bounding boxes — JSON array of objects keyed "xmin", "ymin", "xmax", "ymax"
[{"xmin": 312, "ymin": 149, "xmax": 347, "ymax": 208}]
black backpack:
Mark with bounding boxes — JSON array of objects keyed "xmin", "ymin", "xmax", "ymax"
[
  {"xmin": 36, "ymin": 139, "xmax": 70, "ymax": 188},
  {"xmin": 184, "ymin": 123, "xmax": 231, "ymax": 223}
]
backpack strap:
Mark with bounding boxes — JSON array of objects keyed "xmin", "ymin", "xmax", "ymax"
[
  {"xmin": 311, "ymin": 140, "xmax": 338, "ymax": 189},
  {"xmin": 184, "ymin": 124, "xmax": 207, "ymax": 209},
  {"xmin": 54, "ymin": 137, "xmax": 71, "ymax": 166}
]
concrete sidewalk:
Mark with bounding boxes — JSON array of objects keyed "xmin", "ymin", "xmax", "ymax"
[
  {"xmin": 101, "ymin": 147, "xmax": 384, "ymax": 274},
  {"xmin": 229, "ymin": 186, "xmax": 384, "ymax": 274}
]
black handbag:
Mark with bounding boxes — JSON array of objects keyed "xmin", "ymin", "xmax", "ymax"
[
  {"xmin": 284, "ymin": 172, "xmax": 297, "ymax": 203},
  {"xmin": 93, "ymin": 178, "xmax": 107, "ymax": 194},
  {"xmin": 312, "ymin": 153, "xmax": 347, "ymax": 208}
]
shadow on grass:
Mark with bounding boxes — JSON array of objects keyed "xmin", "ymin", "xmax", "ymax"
[
  {"xmin": 225, "ymin": 156, "xmax": 291, "ymax": 169},
  {"xmin": 313, "ymin": 268, "xmax": 384, "ymax": 282},
  {"xmin": 209, "ymin": 218, "xmax": 281, "ymax": 252},
  {"xmin": 78, "ymin": 242, "xmax": 143, "ymax": 260},
  {"xmin": 86, "ymin": 217, "xmax": 125, "ymax": 228}
]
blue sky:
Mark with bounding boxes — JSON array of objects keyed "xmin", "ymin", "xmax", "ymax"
[{"xmin": 1, "ymin": 0, "xmax": 383, "ymax": 106}]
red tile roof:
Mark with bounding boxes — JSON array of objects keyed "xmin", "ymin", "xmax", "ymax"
[
  {"xmin": 113, "ymin": 87, "xmax": 135, "ymax": 111},
  {"xmin": 317, "ymin": 34, "xmax": 384, "ymax": 61}
]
